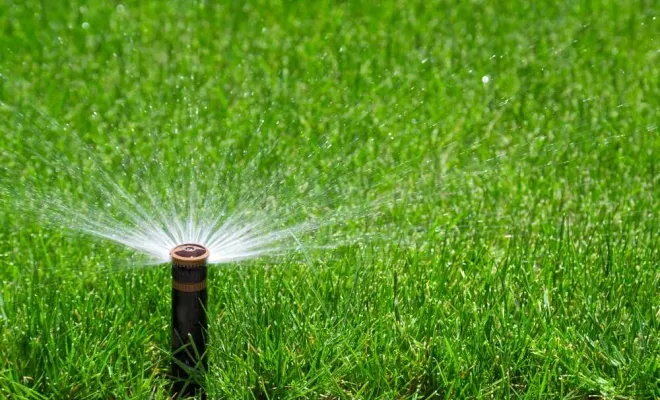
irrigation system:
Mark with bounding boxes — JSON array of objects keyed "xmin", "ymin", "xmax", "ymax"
[{"xmin": 170, "ymin": 243, "xmax": 209, "ymax": 398}]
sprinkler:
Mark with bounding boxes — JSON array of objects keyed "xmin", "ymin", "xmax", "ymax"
[{"xmin": 170, "ymin": 243, "xmax": 209, "ymax": 398}]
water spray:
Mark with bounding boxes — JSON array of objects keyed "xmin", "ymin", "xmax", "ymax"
[{"xmin": 170, "ymin": 243, "xmax": 209, "ymax": 398}]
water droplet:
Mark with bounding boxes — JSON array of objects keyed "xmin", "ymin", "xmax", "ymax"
[
  {"xmin": 82, "ymin": 22, "xmax": 90, "ymax": 30},
  {"xmin": 481, "ymin": 75, "xmax": 490, "ymax": 84}
]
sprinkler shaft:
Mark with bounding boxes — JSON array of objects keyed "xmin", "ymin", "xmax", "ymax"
[{"xmin": 170, "ymin": 244, "xmax": 209, "ymax": 398}]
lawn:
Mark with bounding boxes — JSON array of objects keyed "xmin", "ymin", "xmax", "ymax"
[{"xmin": 0, "ymin": 0, "xmax": 659, "ymax": 398}]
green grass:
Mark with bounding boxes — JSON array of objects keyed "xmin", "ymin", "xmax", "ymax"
[{"xmin": 1, "ymin": 0, "xmax": 659, "ymax": 398}]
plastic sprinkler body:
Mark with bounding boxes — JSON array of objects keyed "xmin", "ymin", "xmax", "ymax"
[{"xmin": 170, "ymin": 244, "xmax": 209, "ymax": 398}]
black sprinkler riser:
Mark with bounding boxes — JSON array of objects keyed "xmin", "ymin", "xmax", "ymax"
[{"xmin": 170, "ymin": 244, "xmax": 209, "ymax": 399}]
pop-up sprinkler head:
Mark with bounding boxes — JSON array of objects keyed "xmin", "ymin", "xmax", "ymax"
[{"xmin": 170, "ymin": 243, "xmax": 209, "ymax": 398}]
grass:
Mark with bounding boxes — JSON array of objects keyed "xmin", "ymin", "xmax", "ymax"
[{"xmin": 1, "ymin": 0, "xmax": 659, "ymax": 398}]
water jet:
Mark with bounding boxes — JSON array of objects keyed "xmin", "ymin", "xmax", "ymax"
[{"xmin": 170, "ymin": 243, "xmax": 209, "ymax": 398}]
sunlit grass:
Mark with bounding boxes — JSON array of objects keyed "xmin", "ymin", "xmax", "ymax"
[{"xmin": 0, "ymin": 0, "xmax": 659, "ymax": 398}]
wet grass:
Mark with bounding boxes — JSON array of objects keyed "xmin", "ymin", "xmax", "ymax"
[{"xmin": 1, "ymin": 0, "xmax": 659, "ymax": 398}]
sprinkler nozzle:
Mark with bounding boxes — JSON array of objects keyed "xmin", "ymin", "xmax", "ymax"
[
  {"xmin": 170, "ymin": 243, "xmax": 209, "ymax": 398},
  {"xmin": 171, "ymin": 243, "xmax": 209, "ymax": 265}
]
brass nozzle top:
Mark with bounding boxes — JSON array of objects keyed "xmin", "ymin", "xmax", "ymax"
[{"xmin": 170, "ymin": 243, "xmax": 209, "ymax": 267}]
